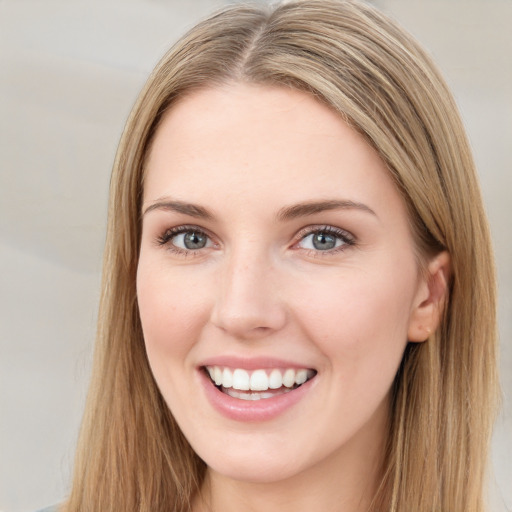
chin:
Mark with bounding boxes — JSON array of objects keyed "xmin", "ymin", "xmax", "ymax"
[{"xmin": 206, "ymin": 452, "xmax": 307, "ymax": 484}]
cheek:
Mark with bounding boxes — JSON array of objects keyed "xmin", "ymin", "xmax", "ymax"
[
  {"xmin": 291, "ymin": 263, "xmax": 416, "ymax": 388},
  {"xmin": 136, "ymin": 260, "xmax": 212, "ymax": 365}
]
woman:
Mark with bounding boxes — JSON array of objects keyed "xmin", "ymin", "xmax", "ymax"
[{"xmin": 59, "ymin": 0, "xmax": 499, "ymax": 511}]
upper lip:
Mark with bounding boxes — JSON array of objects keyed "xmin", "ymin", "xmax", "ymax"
[{"xmin": 198, "ymin": 355, "xmax": 316, "ymax": 371}]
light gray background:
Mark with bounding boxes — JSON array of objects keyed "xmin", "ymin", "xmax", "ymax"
[{"xmin": 1, "ymin": 1, "xmax": 510, "ymax": 511}]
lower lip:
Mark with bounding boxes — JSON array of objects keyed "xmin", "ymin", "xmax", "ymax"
[{"xmin": 198, "ymin": 369, "xmax": 315, "ymax": 422}]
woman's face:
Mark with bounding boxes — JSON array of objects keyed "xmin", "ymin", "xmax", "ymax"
[{"xmin": 137, "ymin": 84, "xmax": 431, "ymax": 485}]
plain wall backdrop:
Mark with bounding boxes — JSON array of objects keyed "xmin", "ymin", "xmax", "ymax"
[{"xmin": 1, "ymin": 0, "xmax": 511, "ymax": 510}]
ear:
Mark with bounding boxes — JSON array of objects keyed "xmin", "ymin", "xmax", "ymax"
[{"xmin": 407, "ymin": 251, "xmax": 451, "ymax": 342}]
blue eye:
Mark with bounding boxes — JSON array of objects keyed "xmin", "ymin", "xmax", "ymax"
[
  {"xmin": 173, "ymin": 231, "xmax": 209, "ymax": 250},
  {"xmin": 157, "ymin": 227, "xmax": 213, "ymax": 253},
  {"xmin": 297, "ymin": 227, "xmax": 353, "ymax": 252}
]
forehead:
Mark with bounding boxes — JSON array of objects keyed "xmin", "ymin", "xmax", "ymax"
[{"xmin": 143, "ymin": 83, "xmax": 404, "ymax": 223}]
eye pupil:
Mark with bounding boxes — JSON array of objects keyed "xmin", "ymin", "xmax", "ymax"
[
  {"xmin": 312, "ymin": 232, "xmax": 337, "ymax": 250},
  {"xmin": 184, "ymin": 231, "xmax": 207, "ymax": 249}
]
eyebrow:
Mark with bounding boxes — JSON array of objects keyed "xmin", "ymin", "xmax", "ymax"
[
  {"xmin": 143, "ymin": 199, "xmax": 214, "ymax": 220},
  {"xmin": 142, "ymin": 198, "xmax": 376, "ymax": 221},
  {"xmin": 276, "ymin": 199, "xmax": 376, "ymax": 221}
]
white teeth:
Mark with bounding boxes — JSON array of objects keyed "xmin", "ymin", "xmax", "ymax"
[
  {"xmin": 295, "ymin": 369, "xmax": 308, "ymax": 385},
  {"xmin": 250, "ymin": 369, "xmax": 269, "ymax": 391},
  {"xmin": 205, "ymin": 366, "xmax": 315, "ymax": 392},
  {"xmin": 222, "ymin": 367, "xmax": 233, "ymax": 388},
  {"xmin": 225, "ymin": 388, "xmax": 292, "ymax": 400},
  {"xmin": 282, "ymin": 368, "xmax": 296, "ymax": 388},
  {"xmin": 268, "ymin": 369, "xmax": 283, "ymax": 389},
  {"xmin": 214, "ymin": 366, "xmax": 223, "ymax": 386},
  {"xmin": 232, "ymin": 369, "xmax": 250, "ymax": 390}
]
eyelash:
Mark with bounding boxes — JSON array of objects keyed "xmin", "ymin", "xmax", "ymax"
[
  {"xmin": 155, "ymin": 224, "xmax": 355, "ymax": 256},
  {"xmin": 156, "ymin": 225, "xmax": 214, "ymax": 257},
  {"xmin": 294, "ymin": 225, "xmax": 355, "ymax": 255}
]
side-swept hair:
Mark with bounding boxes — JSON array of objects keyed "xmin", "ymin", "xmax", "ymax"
[{"xmin": 65, "ymin": 1, "xmax": 499, "ymax": 511}]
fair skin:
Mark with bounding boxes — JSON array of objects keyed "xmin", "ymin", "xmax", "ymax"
[{"xmin": 137, "ymin": 83, "xmax": 449, "ymax": 512}]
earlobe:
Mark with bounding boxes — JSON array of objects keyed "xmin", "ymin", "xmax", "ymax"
[{"xmin": 407, "ymin": 251, "xmax": 451, "ymax": 343}]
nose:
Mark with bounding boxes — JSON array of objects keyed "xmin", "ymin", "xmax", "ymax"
[{"xmin": 210, "ymin": 249, "xmax": 287, "ymax": 340}]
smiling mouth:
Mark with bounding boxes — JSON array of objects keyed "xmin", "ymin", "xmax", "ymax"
[{"xmin": 203, "ymin": 366, "xmax": 317, "ymax": 401}]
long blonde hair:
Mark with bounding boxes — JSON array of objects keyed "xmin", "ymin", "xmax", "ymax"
[{"xmin": 65, "ymin": 1, "xmax": 499, "ymax": 511}]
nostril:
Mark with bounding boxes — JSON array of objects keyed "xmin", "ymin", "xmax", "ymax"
[{"xmin": 210, "ymin": 310, "xmax": 286, "ymax": 340}]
